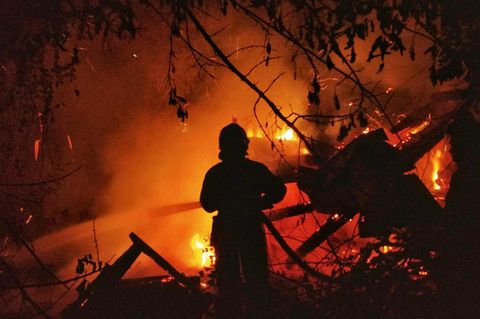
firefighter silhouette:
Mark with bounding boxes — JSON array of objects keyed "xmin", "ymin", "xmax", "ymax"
[{"xmin": 200, "ymin": 123, "xmax": 286, "ymax": 318}]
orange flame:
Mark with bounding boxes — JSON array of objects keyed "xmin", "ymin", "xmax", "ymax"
[
  {"xmin": 432, "ymin": 150, "xmax": 442, "ymax": 190},
  {"xmin": 277, "ymin": 128, "xmax": 296, "ymax": 141},
  {"xmin": 34, "ymin": 139, "xmax": 41, "ymax": 161},
  {"xmin": 408, "ymin": 120, "xmax": 430, "ymax": 136},
  {"xmin": 247, "ymin": 127, "xmax": 264, "ymax": 139},
  {"xmin": 380, "ymin": 246, "xmax": 393, "ymax": 254},
  {"xmin": 190, "ymin": 233, "xmax": 215, "ymax": 268}
]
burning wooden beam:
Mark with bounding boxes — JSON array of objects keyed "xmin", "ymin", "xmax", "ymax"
[
  {"xmin": 295, "ymin": 126, "xmax": 445, "ymax": 259},
  {"xmin": 265, "ymin": 203, "xmax": 315, "ymax": 221},
  {"xmin": 63, "ymin": 233, "xmax": 205, "ymax": 318}
]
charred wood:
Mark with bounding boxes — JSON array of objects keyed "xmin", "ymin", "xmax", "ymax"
[
  {"xmin": 295, "ymin": 128, "xmax": 443, "ymax": 258},
  {"xmin": 129, "ymin": 233, "xmax": 198, "ymax": 290},
  {"xmin": 265, "ymin": 203, "xmax": 315, "ymax": 221},
  {"xmin": 63, "ymin": 233, "xmax": 205, "ymax": 319}
]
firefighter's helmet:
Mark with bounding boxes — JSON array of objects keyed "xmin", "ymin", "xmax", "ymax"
[{"xmin": 218, "ymin": 123, "xmax": 249, "ymax": 159}]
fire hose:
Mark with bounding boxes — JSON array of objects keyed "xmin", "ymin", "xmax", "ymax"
[{"xmin": 149, "ymin": 201, "xmax": 334, "ymax": 282}]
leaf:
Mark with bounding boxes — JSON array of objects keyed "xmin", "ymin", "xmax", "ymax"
[
  {"xmin": 76, "ymin": 279, "xmax": 88, "ymax": 295},
  {"xmin": 337, "ymin": 125, "xmax": 350, "ymax": 141},
  {"xmin": 308, "ymin": 91, "xmax": 319, "ymax": 105},
  {"xmin": 312, "ymin": 77, "xmax": 320, "ymax": 93},
  {"xmin": 76, "ymin": 259, "xmax": 85, "ymax": 274},
  {"xmin": 354, "ymin": 23, "xmax": 366, "ymax": 40},
  {"xmin": 368, "ymin": 36, "xmax": 383, "ymax": 62},
  {"xmin": 350, "ymin": 47, "xmax": 356, "ymax": 63},
  {"xmin": 349, "ymin": 114, "xmax": 356, "ymax": 128},
  {"xmin": 177, "ymin": 106, "xmax": 188, "ymax": 122},
  {"xmin": 377, "ymin": 62, "xmax": 385, "ymax": 73},
  {"xmin": 409, "ymin": 46, "xmax": 415, "ymax": 61},
  {"xmin": 326, "ymin": 55, "xmax": 335, "ymax": 69},
  {"xmin": 333, "ymin": 92, "xmax": 340, "ymax": 110},
  {"xmin": 358, "ymin": 111, "xmax": 368, "ymax": 127},
  {"xmin": 345, "ymin": 28, "xmax": 354, "ymax": 49}
]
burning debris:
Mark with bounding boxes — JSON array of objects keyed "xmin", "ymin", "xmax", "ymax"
[
  {"xmin": 63, "ymin": 233, "xmax": 212, "ymax": 319},
  {"xmin": 190, "ymin": 233, "xmax": 215, "ymax": 268}
]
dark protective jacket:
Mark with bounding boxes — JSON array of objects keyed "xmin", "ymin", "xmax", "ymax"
[
  {"xmin": 200, "ymin": 158, "xmax": 285, "ymax": 317},
  {"xmin": 200, "ymin": 158, "xmax": 286, "ymax": 236}
]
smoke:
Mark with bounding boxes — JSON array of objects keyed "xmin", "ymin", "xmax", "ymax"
[
  {"xmin": 32, "ymin": 5, "xmax": 449, "ymax": 284},
  {"xmin": 31, "ymin": 9, "xmax": 312, "ymax": 285}
]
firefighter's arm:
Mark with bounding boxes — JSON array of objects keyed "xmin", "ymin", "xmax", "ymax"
[
  {"xmin": 200, "ymin": 171, "xmax": 218, "ymax": 213},
  {"xmin": 260, "ymin": 166, "xmax": 287, "ymax": 208}
]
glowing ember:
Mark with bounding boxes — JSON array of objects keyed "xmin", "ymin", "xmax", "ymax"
[
  {"xmin": 160, "ymin": 276, "xmax": 174, "ymax": 283},
  {"xmin": 408, "ymin": 120, "xmax": 430, "ymax": 136},
  {"xmin": 380, "ymin": 246, "xmax": 393, "ymax": 254},
  {"xmin": 432, "ymin": 150, "xmax": 442, "ymax": 190},
  {"xmin": 418, "ymin": 269, "xmax": 429, "ymax": 276},
  {"xmin": 67, "ymin": 134, "xmax": 73, "ymax": 152},
  {"xmin": 190, "ymin": 233, "xmax": 215, "ymax": 268},
  {"xmin": 34, "ymin": 139, "xmax": 41, "ymax": 161}
]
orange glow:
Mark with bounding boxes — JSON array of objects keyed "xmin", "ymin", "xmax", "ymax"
[
  {"xmin": 247, "ymin": 127, "xmax": 298, "ymax": 141},
  {"xmin": 67, "ymin": 134, "xmax": 73, "ymax": 152},
  {"xmin": 301, "ymin": 147, "xmax": 309, "ymax": 155},
  {"xmin": 160, "ymin": 276, "xmax": 174, "ymax": 283},
  {"xmin": 432, "ymin": 150, "xmax": 442, "ymax": 190},
  {"xmin": 408, "ymin": 120, "xmax": 430, "ymax": 136},
  {"xmin": 246, "ymin": 127, "xmax": 265, "ymax": 139},
  {"xmin": 380, "ymin": 246, "xmax": 393, "ymax": 254},
  {"xmin": 362, "ymin": 127, "xmax": 371, "ymax": 134},
  {"xmin": 418, "ymin": 270, "xmax": 429, "ymax": 276},
  {"xmin": 277, "ymin": 128, "xmax": 296, "ymax": 141},
  {"xmin": 256, "ymin": 129, "xmax": 264, "ymax": 138},
  {"xmin": 190, "ymin": 233, "xmax": 215, "ymax": 268},
  {"xmin": 34, "ymin": 139, "xmax": 41, "ymax": 161},
  {"xmin": 414, "ymin": 138, "xmax": 453, "ymax": 205}
]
